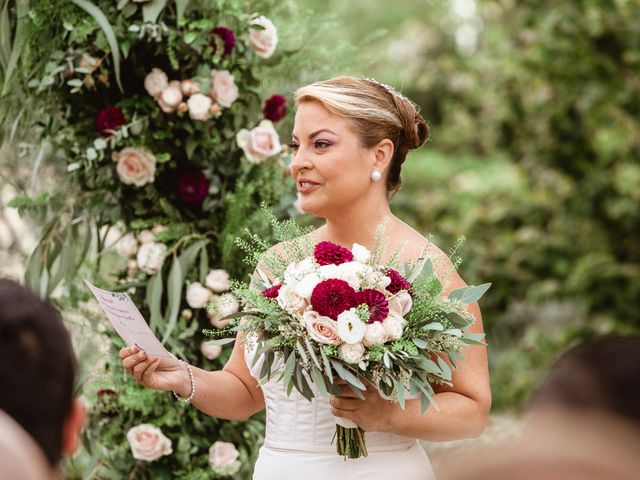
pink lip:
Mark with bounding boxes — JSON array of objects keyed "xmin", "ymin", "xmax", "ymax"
[{"xmin": 297, "ymin": 178, "xmax": 321, "ymax": 194}]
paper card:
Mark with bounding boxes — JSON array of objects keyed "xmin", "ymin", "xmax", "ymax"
[{"xmin": 85, "ymin": 280, "xmax": 172, "ymax": 358}]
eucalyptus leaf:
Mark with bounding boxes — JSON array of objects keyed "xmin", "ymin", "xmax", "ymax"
[
  {"xmin": 319, "ymin": 347, "xmax": 333, "ymax": 383},
  {"xmin": 310, "ymin": 367, "xmax": 328, "ymax": 399},
  {"xmin": 397, "ymin": 381, "xmax": 405, "ymax": 409},
  {"xmin": 331, "ymin": 360, "xmax": 366, "ymax": 390},
  {"xmin": 305, "ymin": 337, "xmax": 321, "ymax": 369},
  {"xmin": 412, "ymin": 337, "xmax": 428, "ymax": 349},
  {"xmin": 422, "ymin": 322, "xmax": 444, "ymax": 331},
  {"xmin": 199, "ymin": 248, "xmax": 208, "ymax": 283},
  {"xmin": 204, "ymin": 337, "xmax": 236, "ymax": 346},
  {"xmin": 295, "ymin": 365, "xmax": 314, "ymax": 401},
  {"xmin": 161, "ymin": 257, "xmax": 183, "ymax": 343},
  {"xmin": 281, "ymin": 350, "xmax": 296, "ymax": 390},
  {"xmin": 436, "ymin": 356, "xmax": 452, "ymax": 381},
  {"xmin": 146, "ymin": 273, "xmax": 163, "ymax": 333},
  {"xmin": 448, "ymin": 283, "xmax": 491, "ymax": 304},
  {"xmin": 296, "ymin": 340, "xmax": 309, "ymax": 364},
  {"xmin": 1, "ymin": 0, "xmax": 28, "ymax": 95}
]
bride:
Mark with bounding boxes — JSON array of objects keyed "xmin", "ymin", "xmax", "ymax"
[{"xmin": 120, "ymin": 76, "xmax": 491, "ymax": 479}]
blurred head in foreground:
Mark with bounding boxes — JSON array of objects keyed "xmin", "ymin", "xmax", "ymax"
[
  {"xmin": 0, "ymin": 278, "xmax": 85, "ymax": 470},
  {"xmin": 439, "ymin": 335, "xmax": 640, "ymax": 480},
  {"xmin": 0, "ymin": 410, "xmax": 52, "ymax": 480}
]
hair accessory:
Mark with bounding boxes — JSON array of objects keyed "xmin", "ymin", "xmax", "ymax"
[
  {"xmin": 361, "ymin": 77, "xmax": 410, "ymax": 102},
  {"xmin": 370, "ymin": 170, "xmax": 382, "ymax": 182},
  {"xmin": 172, "ymin": 359, "xmax": 195, "ymax": 404}
]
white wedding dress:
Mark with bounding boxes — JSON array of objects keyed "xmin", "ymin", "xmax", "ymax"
[{"xmin": 245, "ymin": 346, "xmax": 436, "ymax": 480}]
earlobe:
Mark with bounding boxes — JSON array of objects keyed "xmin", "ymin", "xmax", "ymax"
[{"xmin": 62, "ymin": 398, "xmax": 87, "ymax": 456}]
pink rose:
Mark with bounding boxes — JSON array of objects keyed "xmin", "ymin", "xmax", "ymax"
[
  {"xmin": 339, "ymin": 342, "xmax": 365, "ymax": 364},
  {"xmin": 235, "ymin": 120, "xmax": 281, "ymax": 164},
  {"xmin": 144, "ymin": 68, "xmax": 168, "ymax": 98},
  {"xmin": 277, "ymin": 283, "xmax": 308, "ymax": 314},
  {"xmin": 388, "ymin": 291, "xmax": 412, "ymax": 316},
  {"xmin": 363, "ymin": 322, "xmax": 388, "ymax": 346},
  {"xmin": 382, "ymin": 311, "xmax": 405, "ymax": 340},
  {"xmin": 210, "ymin": 70, "xmax": 238, "ymax": 108},
  {"xmin": 303, "ymin": 311, "xmax": 341, "ymax": 345},
  {"xmin": 205, "ymin": 269, "xmax": 230, "ymax": 292},
  {"xmin": 113, "ymin": 147, "xmax": 156, "ymax": 187},
  {"xmin": 158, "ymin": 80, "xmax": 183, "ymax": 113},
  {"xmin": 208, "ymin": 441, "xmax": 241, "ymax": 475},
  {"xmin": 248, "ymin": 16, "xmax": 278, "ymax": 58},
  {"xmin": 126, "ymin": 424, "xmax": 172, "ymax": 462},
  {"xmin": 180, "ymin": 79, "xmax": 200, "ymax": 96}
]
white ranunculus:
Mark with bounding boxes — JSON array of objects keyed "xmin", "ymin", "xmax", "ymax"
[
  {"xmin": 337, "ymin": 309, "xmax": 366, "ymax": 344},
  {"xmin": 158, "ymin": 80, "xmax": 183, "ymax": 113},
  {"xmin": 382, "ymin": 311, "xmax": 405, "ymax": 340},
  {"xmin": 200, "ymin": 341, "xmax": 223, "ymax": 360},
  {"xmin": 334, "ymin": 261, "xmax": 367, "ymax": 290},
  {"xmin": 186, "ymin": 282, "xmax": 212, "ymax": 309},
  {"xmin": 208, "ymin": 441, "xmax": 241, "ymax": 476},
  {"xmin": 144, "ymin": 68, "xmax": 168, "ymax": 98},
  {"xmin": 339, "ymin": 342, "xmax": 365, "ymax": 364},
  {"xmin": 187, "ymin": 93, "xmax": 212, "ymax": 121},
  {"xmin": 363, "ymin": 269, "xmax": 392, "ymax": 291},
  {"xmin": 351, "ymin": 243, "xmax": 371, "ymax": 263},
  {"xmin": 113, "ymin": 147, "xmax": 156, "ymax": 187},
  {"xmin": 293, "ymin": 273, "xmax": 321, "ymax": 300},
  {"xmin": 210, "ymin": 70, "xmax": 238, "ymax": 108},
  {"xmin": 136, "ymin": 242, "xmax": 166, "ymax": 275},
  {"xmin": 388, "ymin": 291, "xmax": 412, "ymax": 317},
  {"xmin": 248, "ymin": 16, "xmax": 278, "ymax": 58},
  {"xmin": 363, "ymin": 322, "xmax": 388, "ymax": 346},
  {"xmin": 116, "ymin": 233, "xmax": 139, "ymax": 258},
  {"xmin": 217, "ymin": 293, "xmax": 240, "ymax": 317},
  {"xmin": 235, "ymin": 120, "xmax": 281, "ymax": 164},
  {"xmin": 277, "ymin": 283, "xmax": 308, "ymax": 314},
  {"xmin": 318, "ymin": 263, "xmax": 340, "ymax": 280},
  {"xmin": 303, "ymin": 311, "xmax": 341, "ymax": 345},
  {"xmin": 126, "ymin": 424, "xmax": 172, "ymax": 462},
  {"xmin": 205, "ymin": 269, "xmax": 230, "ymax": 293}
]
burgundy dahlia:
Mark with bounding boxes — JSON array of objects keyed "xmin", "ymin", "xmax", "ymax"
[
  {"xmin": 310, "ymin": 279, "xmax": 356, "ymax": 320},
  {"xmin": 263, "ymin": 94, "xmax": 288, "ymax": 122},
  {"xmin": 314, "ymin": 241, "xmax": 354, "ymax": 266},
  {"xmin": 355, "ymin": 289, "xmax": 389, "ymax": 323},
  {"xmin": 178, "ymin": 170, "xmax": 210, "ymax": 205},
  {"xmin": 386, "ymin": 269, "xmax": 413, "ymax": 295},
  {"xmin": 262, "ymin": 284, "xmax": 281, "ymax": 300},
  {"xmin": 211, "ymin": 26, "xmax": 236, "ymax": 57},
  {"xmin": 95, "ymin": 107, "xmax": 125, "ymax": 137}
]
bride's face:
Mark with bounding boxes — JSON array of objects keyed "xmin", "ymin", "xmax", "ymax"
[{"xmin": 290, "ymin": 101, "xmax": 378, "ymax": 218}]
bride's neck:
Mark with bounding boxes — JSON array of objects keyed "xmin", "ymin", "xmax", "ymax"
[{"xmin": 320, "ymin": 200, "xmax": 393, "ymax": 249}]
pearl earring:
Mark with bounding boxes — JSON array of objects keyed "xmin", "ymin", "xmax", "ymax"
[{"xmin": 370, "ymin": 170, "xmax": 382, "ymax": 182}]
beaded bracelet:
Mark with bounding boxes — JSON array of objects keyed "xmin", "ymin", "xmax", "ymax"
[{"xmin": 172, "ymin": 359, "xmax": 195, "ymax": 404}]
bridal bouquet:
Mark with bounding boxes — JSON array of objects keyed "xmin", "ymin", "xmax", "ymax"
[{"xmin": 207, "ymin": 218, "xmax": 489, "ymax": 459}]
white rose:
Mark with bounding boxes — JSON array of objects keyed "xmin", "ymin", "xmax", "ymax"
[
  {"xmin": 362, "ymin": 269, "xmax": 392, "ymax": 291},
  {"xmin": 235, "ymin": 120, "xmax": 281, "ymax": 164},
  {"xmin": 333, "ymin": 261, "xmax": 367, "ymax": 290},
  {"xmin": 339, "ymin": 342, "xmax": 365, "ymax": 364},
  {"xmin": 113, "ymin": 147, "xmax": 156, "ymax": 187},
  {"xmin": 277, "ymin": 283, "xmax": 308, "ymax": 314},
  {"xmin": 217, "ymin": 293, "xmax": 240, "ymax": 317},
  {"xmin": 293, "ymin": 273, "xmax": 321, "ymax": 300},
  {"xmin": 337, "ymin": 309, "xmax": 366, "ymax": 344},
  {"xmin": 382, "ymin": 311, "xmax": 405, "ymax": 340},
  {"xmin": 136, "ymin": 242, "xmax": 166, "ymax": 275},
  {"xmin": 116, "ymin": 233, "xmax": 139, "ymax": 258},
  {"xmin": 186, "ymin": 282, "xmax": 212, "ymax": 309},
  {"xmin": 351, "ymin": 243, "xmax": 371, "ymax": 263},
  {"xmin": 210, "ymin": 70, "xmax": 238, "ymax": 108},
  {"xmin": 126, "ymin": 424, "xmax": 172, "ymax": 462},
  {"xmin": 303, "ymin": 311, "xmax": 341, "ymax": 345},
  {"xmin": 363, "ymin": 322, "xmax": 388, "ymax": 346},
  {"xmin": 205, "ymin": 269, "xmax": 230, "ymax": 292},
  {"xmin": 144, "ymin": 68, "xmax": 168, "ymax": 98},
  {"xmin": 248, "ymin": 16, "xmax": 278, "ymax": 58},
  {"xmin": 180, "ymin": 79, "xmax": 200, "ymax": 96},
  {"xmin": 388, "ymin": 291, "xmax": 412, "ymax": 317},
  {"xmin": 200, "ymin": 341, "xmax": 223, "ymax": 360},
  {"xmin": 187, "ymin": 93, "xmax": 212, "ymax": 121},
  {"xmin": 158, "ymin": 80, "xmax": 183, "ymax": 113},
  {"xmin": 208, "ymin": 441, "xmax": 241, "ymax": 476}
]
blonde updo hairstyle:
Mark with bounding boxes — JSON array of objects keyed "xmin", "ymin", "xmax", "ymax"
[{"xmin": 294, "ymin": 76, "xmax": 429, "ymax": 195}]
